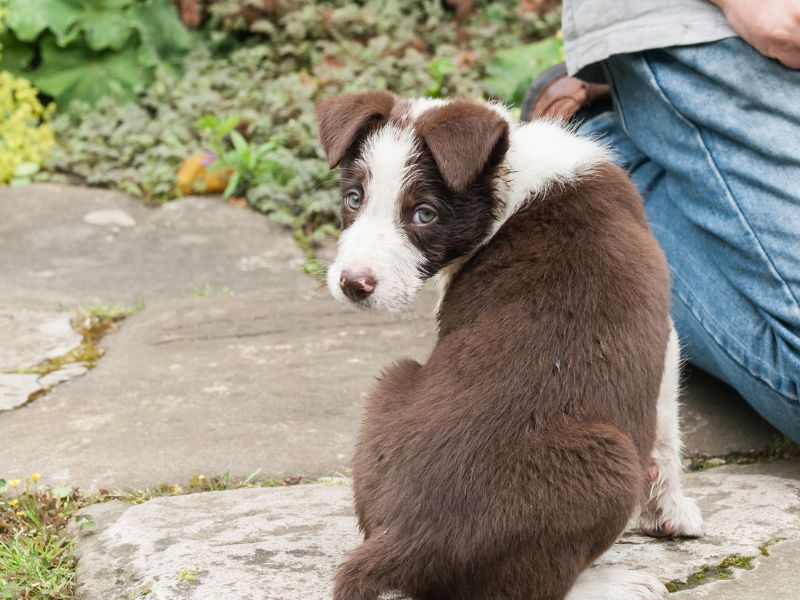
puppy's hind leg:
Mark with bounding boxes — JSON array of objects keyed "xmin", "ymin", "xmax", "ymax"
[
  {"xmin": 333, "ymin": 533, "xmax": 418, "ymax": 600},
  {"xmin": 639, "ymin": 323, "xmax": 703, "ymax": 538}
]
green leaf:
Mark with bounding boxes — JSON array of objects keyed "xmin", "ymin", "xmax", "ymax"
[
  {"xmin": 483, "ymin": 36, "xmax": 563, "ymax": 106},
  {"xmin": 6, "ymin": 0, "xmax": 51, "ymax": 41},
  {"xmin": 242, "ymin": 469, "xmax": 261, "ymax": 485},
  {"xmin": 224, "ymin": 171, "xmax": 241, "ymax": 198},
  {"xmin": 31, "ymin": 0, "xmax": 83, "ymax": 47},
  {"xmin": 32, "ymin": 36, "xmax": 150, "ymax": 106},
  {"xmin": 6, "ymin": 0, "xmax": 136, "ymax": 48},
  {"xmin": 13, "ymin": 162, "xmax": 40, "ymax": 177},
  {"xmin": 302, "ymin": 258, "xmax": 325, "ymax": 280},
  {"xmin": 129, "ymin": 0, "xmax": 193, "ymax": 67},
  {"xmin": 79, "ymin": 3, "xmax": 135, "ymax": 51},
  {"xmin": 229, "ymin": 130, "xmax": 248, "ymax": 155},
  {"xmin": 51, "ymin": 486, "xmax": 71, "ymax": 498}
]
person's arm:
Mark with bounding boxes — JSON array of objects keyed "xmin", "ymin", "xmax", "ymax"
[{"xmin": 711, "ymin": 0, "xmax": 800, "ymax": 68}]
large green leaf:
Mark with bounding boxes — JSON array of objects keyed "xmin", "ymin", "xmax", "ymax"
[
  {"xmin": 83, "ymin": 11, "xmax": 133, "ymax": 50},
  {"xmin": 0, "ymin": 31, "xmax": 35, "ymax": 74},
  {"xmin": 32, "ymin": 36, "xmax": 150, "ymax": 106},
  {"xmin": 57, "ymin": 0, "xmax": 134, "ymax": 50},
  {"xmin": 129, "ymin": 0, "xmax": 193, "ymax": 67},
  {"xmin": 483, "ymin": 36, "xmax": 563, "ymax": 106},
  {"xmin": 6, "ymin": 0, "xmax": 135, "ymax": 49},
  {"xmin": 5, "ymin": 0, "xmax": 58, "ymax": 41}
]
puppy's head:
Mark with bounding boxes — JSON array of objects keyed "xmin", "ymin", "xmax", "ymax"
[{"xmin": 316, "ymin": 92, "xmax": 509, "ymax": 312}]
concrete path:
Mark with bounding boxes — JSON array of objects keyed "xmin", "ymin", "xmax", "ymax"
[
  {"xmin": 1, "ymin": 185, "xmax": 797, "ymax": 599},
  {"xmin": 73, "ymin": 462, "xmax": 800, "ymax": 599}
]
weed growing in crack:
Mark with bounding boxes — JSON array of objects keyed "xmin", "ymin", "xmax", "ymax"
[{"xmin": 0, "ymin": 475, "xmax": 83, "ymax": 598}]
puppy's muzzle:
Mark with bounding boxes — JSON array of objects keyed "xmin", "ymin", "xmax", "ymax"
[{"xmin": 340, "ymin": 270, "xmax": 377, "ymax": 302}]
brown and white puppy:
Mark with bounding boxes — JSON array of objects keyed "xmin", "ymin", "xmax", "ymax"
[{"xmin": 316, "ymin": 92, "xmax": 703, "ymax": 600}]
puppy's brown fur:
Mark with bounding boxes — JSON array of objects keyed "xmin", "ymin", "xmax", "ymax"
[{"xmin": 318, "ymin": 95, "xmax": 670, "ymax": 600}]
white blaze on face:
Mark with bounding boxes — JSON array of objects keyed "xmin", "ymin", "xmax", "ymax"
[{"xmin": 327, "ymin": 124, "xmax": 426, "ymax": 312}]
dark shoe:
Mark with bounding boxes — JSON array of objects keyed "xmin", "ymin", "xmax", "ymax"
[{"xmin": 520, "ymin": 63, "xmax": 611, "ymax": 123}]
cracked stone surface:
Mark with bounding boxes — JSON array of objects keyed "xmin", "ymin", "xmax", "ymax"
[
  {"xmin": 0, "ymin": 289, "xmax": 436, "ymax": 489},
  {"xmin": 676, "ymin": 539, "xmax": 800, "ymax": 598},
  {"xmin": 3, "ymin": 184, "xmax": 797, "ymax": 598},
  {"xmin": 0, "ymin": 373, "xmax": 41, "ymax": 411},
  {"xmin": 73, "ymin": 462, "xmax": 800, "ymax": 600},
  {"xmin": 0, "ymin": 310, "xmax": 84, "ymax": 410}
]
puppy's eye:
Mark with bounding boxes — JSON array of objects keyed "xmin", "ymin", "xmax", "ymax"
[
  {"xmin": 412, "ymin": 205, "xmax": 437, "ymax": 226},
  {"xmin": 344, "ymin": 192, "xmax": 361, "ymax": 211}
]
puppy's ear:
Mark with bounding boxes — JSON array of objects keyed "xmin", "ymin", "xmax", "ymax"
[
  {"xmin": 415, "ymin": 101, "xmax": 509, "ymax": 193},
  {"xmin": 316, "ymin": 91, "xmax": 397, "ymax": 167}
]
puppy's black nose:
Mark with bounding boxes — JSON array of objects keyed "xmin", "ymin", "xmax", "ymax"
[{"xmin": 340, "ymin": 270, "xmax": 377, "ymax": 302}]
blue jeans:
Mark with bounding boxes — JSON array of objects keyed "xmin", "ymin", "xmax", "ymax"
[{"xmin": 578, "ymin": 37, "xmax": 800, "ymax": 442}]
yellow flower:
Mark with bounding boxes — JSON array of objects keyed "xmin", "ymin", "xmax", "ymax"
[
  {"xmin": 16, "ymin": 510, "xmax": 25, "ymax": 517},
  {"xmin": 8, "ymin": 479, "xmax": 20, "ymax": 488},
  {"xmin": 32, "ymin": 472, "xmax": 40, "ymax": 482},
  {"xmin": 9, "ymin": 499, "xmax": 18, "ymax": 507}
]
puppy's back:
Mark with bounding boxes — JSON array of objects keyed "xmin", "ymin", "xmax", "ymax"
[{"xmin": 437, "ymin": 163, "xmax": 670, "ymax": 459}]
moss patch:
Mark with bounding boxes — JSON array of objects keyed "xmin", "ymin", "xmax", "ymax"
[
  {"xmin": 176, "ymin": 567, "xmax": 199, "ymax": 585},
  {"xmin": 689, "ymin": 437, "xmax": 800, "ymax": 472},
  {"xmin": 666, "ymin": 553, "xmax": 763, "ymax": 592},
  {"xmin": 759, "ymin": 537, "xmax": 786, "ymax": 557},
  {"xmin": 12, "ymin": 303, "xmax": 142, "ymax": 378}
]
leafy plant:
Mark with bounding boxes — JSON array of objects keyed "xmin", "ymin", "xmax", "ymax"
[
  {"xmin": 483, "ymin": 34, "xmax": 563, "ymax": 105},
  {"xmin": 0, "ymin": 71, "xmax": 55, "ymax": 184},
  {"xmin": 425, "ymin": 56, "xmax": 457, "ymax": 98},
  {"xmin": 0, "ymin": 475, "xmax": 81, "ymax": 598},
  {"xmin": 48, "ymin": 1, "xmax": 562, "ymax": 248},
  {"xmin": 204, "ymin": 128, "xmax": 294, "ymax": 199},
  {"xmin": 2, "ymin": 0, "xmax": 193, "ymax": 106}
]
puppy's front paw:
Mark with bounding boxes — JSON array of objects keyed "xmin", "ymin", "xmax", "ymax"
[
  {"xmin": 640, "ymin": 493, "xmax": 704, "ymax": 538},
  {"xmin": 567, "ymin": 567, "xmax": 667, "ymax": 600}
]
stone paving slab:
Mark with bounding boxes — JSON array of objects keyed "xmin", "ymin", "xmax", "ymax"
[
  {"xmin": 73, "ymin": 462, "xmax": 800, "ymax": 600},
  {"xmin": 0, "ymin": 290, "xmax": 437, "ymax": 490},
  {"xmin": 1, "ymin": 185, "xmax": 306, "ymax": 311}
]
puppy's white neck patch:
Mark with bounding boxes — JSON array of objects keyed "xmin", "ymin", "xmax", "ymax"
[{"xmin": 493, "ymin": 119, "xmax": 611, "ymax": 234}]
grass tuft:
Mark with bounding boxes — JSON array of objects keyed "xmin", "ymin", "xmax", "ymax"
[{"xmin": 0, "ymin": 470, "xmax": 307, "ymax": 598}]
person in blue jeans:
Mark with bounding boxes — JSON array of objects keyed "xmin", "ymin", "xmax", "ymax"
[{"xmin": 523, "ymin": 0, "xmax": 800, "ymax": 441}]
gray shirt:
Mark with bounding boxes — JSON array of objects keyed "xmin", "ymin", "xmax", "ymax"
[{"xmin": 562, "ymin": 0, "xmax": 737, "ymax": 77}]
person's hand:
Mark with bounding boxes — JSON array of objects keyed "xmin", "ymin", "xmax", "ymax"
[{"xmin": 712, "ymin": 0, "xmax": 800, "ymax": 68}]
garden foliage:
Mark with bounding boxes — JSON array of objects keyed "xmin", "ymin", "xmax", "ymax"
[
  {"xmin": 0, "ymin": 2, "xmax": 54, "ymax": 184},
  {"xmin": 49, "ymin": 1, "xmax": 561, "ymax": 241},
  {"xmin": 1, "ymin": 0, "xmax": 193, "ymax": 106}
]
